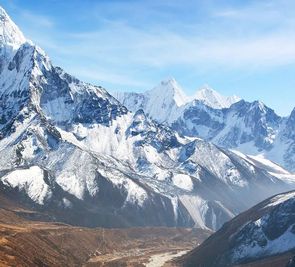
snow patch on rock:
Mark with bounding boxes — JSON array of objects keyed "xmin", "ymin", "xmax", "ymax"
[{"xmin": 1, "ymin": 166, "xmax": 51, "ymax": 204}]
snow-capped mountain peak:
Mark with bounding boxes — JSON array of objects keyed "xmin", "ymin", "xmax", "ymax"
[
  {"xmin": 194, "ymin": 85, "xmax": 241, "ymax": 109},
  {"xmin": 147, "ymin": 77, "xmax": 189, "ymax": 107},
  {"xmin": 0, "ymin": 6, "xmax": 26, "ymax": 50},
  {"xmin": 114, "ymin": 78, "xmax": 189, "ymax": 123},
  {"xmin": 113, "ymin": 78, "xmax": 189, "ymax": 123}
]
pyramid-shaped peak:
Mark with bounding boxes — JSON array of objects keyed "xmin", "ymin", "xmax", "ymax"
[
  {"xmin": 196, "ymin": 84, "xmax": 221, "ymax": 96},
  {"xmin": 160, "ymin": 77, "xmax": 178, "ymax": 86},
  {"xmin": 149, "ymin": 78, "xmax": 188, "ymax": 107}
]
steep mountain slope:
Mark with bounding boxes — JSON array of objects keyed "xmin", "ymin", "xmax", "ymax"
[
  {"xmin": 177, "ymin": 190, "xmax": 295, "ymax": 267},
  {"xmin": 0, "ymin": 6, "xmax": 294, "ymax": 231},
  {"xmin": 0, "ymin": 6, "xmax": 26, "ymax": 73},
  {"xmin": 116, "ymin": 79, "xmax": 295, "ymax": 172}
]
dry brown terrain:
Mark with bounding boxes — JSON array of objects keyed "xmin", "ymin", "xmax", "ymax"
[{"xmin": 0, "ymin": 193, "xmax": 211, "ymax": 267}]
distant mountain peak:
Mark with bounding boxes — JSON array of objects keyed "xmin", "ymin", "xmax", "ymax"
[
  {"xmin": 160, "ymin": 77, "xmax": 177, "ymax": 85},
  {"xmin": 197, "ymin": 83, "xmax": 214, "ymax": 92},
  {"xmin": 148, "ymin": 78, "xmax": 189, "ymax": 107},
  {"xmin": 194, "ymin": 85, "xmax": 241, "ymax": 109}
]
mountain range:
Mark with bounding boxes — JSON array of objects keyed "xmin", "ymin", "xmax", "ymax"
[
  {"xmin": 116, "ymin": 79, "xmax": 295, "ymax": 172},
  {"xmin": 0, "ymin": 5, "xmax": 294, "ymax": 235}
]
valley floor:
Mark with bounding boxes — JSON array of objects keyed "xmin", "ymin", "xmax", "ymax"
[
  {"xmin": 0, "ymin": 193, "xmax": 211, "ymax": 267},
  {"xmin": 86, "ymin": 247, "xmax": 189, "ymax": 266}
]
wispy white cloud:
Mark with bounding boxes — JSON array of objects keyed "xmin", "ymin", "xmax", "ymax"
[
  {"xmin": 20, "ymin": 10, "xmax": 54, "ymax": 28},
  {"xmin": 34, "ymin": 0, "xmax": 294, "ymax": 69},
  {"xmin": 54, "ymin": 23, "xmax": 295, "ymax": 70},
  {"xmin": 66, "ymin": 66, "xmax": 152, "ymax": 89}
]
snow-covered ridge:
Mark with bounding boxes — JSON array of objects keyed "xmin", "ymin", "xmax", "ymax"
[
  {"xmin": 265, "ymin": 191, "xmax": 295, "ymax": 208},
  {"xmin": 194, "ymin": 85, "xmax": 241, "ymax": 109},
  {"xmin": 231, "ymin": 150, "xmax": 295, "ymax": 184},
  {"xmin": 1, "ymin": 166, "xmax": 51, "ymax": 204},
  {"xmin": 228, "ymin": 191, "xmax": 295, "ymax": 264},
  {"xmin": 114, "ymin": 79, "xmax": 240, "ymax": 124},
  {"xmin": 0, "ymin": 6, "xmax": 26, "ymax": 50}
]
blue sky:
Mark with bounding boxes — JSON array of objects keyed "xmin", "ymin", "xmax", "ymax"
[{"xmin": 2, "ymin": 0, "xmax": 295, "ymax": 116}]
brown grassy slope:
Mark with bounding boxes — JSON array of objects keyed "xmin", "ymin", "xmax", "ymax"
[
  {"xmin": 0, "ymin": 213, "xmax": 210, "ymax": 267},
  {"xmin": 0, "ymin": 193, "xmax": 211, "ymax": 267}
]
